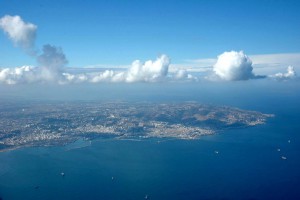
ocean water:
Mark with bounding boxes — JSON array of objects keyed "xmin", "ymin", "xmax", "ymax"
[{"xmin": 0, "ymin": 81, "xmax": 300, "ymax": 200}]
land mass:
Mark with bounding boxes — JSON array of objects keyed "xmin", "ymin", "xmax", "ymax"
[{"xmin": 0, "ymin": 101, "xmax": 273, "ymax": 151}]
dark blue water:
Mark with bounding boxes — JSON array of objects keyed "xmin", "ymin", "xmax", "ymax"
[{"xmin": 1, "ymin": 81, "xmax": 300, "ymax": 199}]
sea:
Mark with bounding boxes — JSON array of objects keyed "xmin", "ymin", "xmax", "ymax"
[{"xmin": 0, "ymin": 80, "xmax": 300, "ymax": 200}]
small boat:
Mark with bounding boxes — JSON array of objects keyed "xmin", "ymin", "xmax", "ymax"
[
  {"xmin": 277, "ymin": 148, "xmax": 281, "ymax": 152},
  {"xmin": 144, "ymin": 194, "xmax": 148, "ymax": 199},
  {"xmin": 281, "ymin": 156, "xmax": 287, "ymax": 160},
  {"xmin": 214, "ymin": 151, "xmax": 219, "ymax": 154},
  {"xmin": 61, "ymin": 172, "xmax": 65, "ymax": 176}
]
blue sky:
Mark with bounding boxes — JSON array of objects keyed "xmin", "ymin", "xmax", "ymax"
[{"xmin": 0, "ymin": 0, "xmax": 300, "ymax": 68}]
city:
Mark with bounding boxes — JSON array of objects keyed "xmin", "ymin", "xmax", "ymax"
[{"xmin": 0, "ymin": 101, "xmax": 273, "ymax": 151}]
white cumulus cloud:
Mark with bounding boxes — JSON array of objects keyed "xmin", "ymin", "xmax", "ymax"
[
  {"xmin": 173, "ymin": 69, "xmax": 198, "ymax": 81},
  {"xmin": 0, "ymin": 15, "xmax": 37, "ymax": 50},
  {"xmin": 270, "ymin": 66, "xmax": 297, "ymax": 80},
  {"xmin": 0, "ymin": 66, "xmax": 36, "ymax": 84},
  {"xmin": 125, "ymin": 55, "xmax": 170, "ymax": 82},
  {"xmin": 83, "ymin": 55, "xmax": 170, "ymax": 83},
  {"xmin": 175, "ymin": 69, "xmax": 188, "ymax": 79},
  {"xmin": 212, "ymin": 51, "xmax": 255, "ymax": 81}
]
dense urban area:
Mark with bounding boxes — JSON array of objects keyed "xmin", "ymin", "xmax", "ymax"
[{"xmin": 0, "ymin": 101, "xmax": 273, "ymax": 151}]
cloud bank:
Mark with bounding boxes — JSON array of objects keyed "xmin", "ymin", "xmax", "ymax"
[
  {"xmin": 0, "ymin": 15, "xmax": 298, "ymax": 85},
  {"xmin": 63, "ymin": 55, "xmax": 171, "ymax": 84},
  {"xmin": 0, "ymin": 15, "xmax": 37, "ymax": 52},
  {"xmin": 212, "ymin": 51, "xmax": 255, "ymax": 81},
  {"xmin": 0, "ymin": 55, "xmax": 186, "ymax": 84}
]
